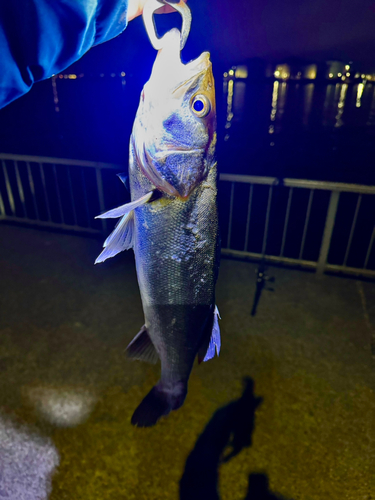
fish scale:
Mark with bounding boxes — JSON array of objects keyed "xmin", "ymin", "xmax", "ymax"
[{"xmin": 131, "ymin": 156, "xmax": 219, "ymax": 375}]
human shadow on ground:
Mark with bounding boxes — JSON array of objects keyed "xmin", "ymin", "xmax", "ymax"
[
  {"xmin": 244, "ymin": 473, "xmax": 290, "ymax": 500},
  {"xmin": 179, "ymin": 377, "xmax": 292, "ymax": 500}
]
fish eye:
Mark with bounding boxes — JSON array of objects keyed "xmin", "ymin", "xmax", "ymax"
[{"xmin": 191, "ymin": 94, "xmax": 211, "ymax": 118}]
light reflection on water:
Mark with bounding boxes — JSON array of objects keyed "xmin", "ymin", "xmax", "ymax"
[
  {"xmin": 335, "ymin": 83, "xmax": 348, "ymax": 128},
  {"xmin": 302, "ymin": 84, "xmax": 314, "ymax": 126},
  {"xmin": 222, "ymin": 78, "xmax": 375, "ymax": 183},
  {"xmin": 225, "ymin": 79, "xmax": 375, "ymax": 133},
  {"xmin": 356, "ymin": 83, "xmax": 365, "ymax": 108}
]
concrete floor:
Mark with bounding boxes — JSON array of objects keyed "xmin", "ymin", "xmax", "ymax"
[{"xmin": 0, "ymin": 224, "xmax": 374, "ymax": 500}]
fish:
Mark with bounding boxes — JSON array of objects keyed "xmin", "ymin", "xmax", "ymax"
[{"xmin": 95, "ymin": 28, "xmax": 220, "ymax": 427}]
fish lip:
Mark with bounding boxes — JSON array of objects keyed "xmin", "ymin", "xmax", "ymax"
[{"xmin": 185, "ymin": 51, "xmax": 211, "ymax": 72}]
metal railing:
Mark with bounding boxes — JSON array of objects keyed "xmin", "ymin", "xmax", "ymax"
[
  {"xmin": 221, "ymin": 174, "xmax": 375, "ymax": 278},
  {"xmin": 1, "ymin": 154, "xmax": 375, "ymax": 278},
  {"xmin": 0, "ymin": 154, "xmax": 124, "ymax": 236}
]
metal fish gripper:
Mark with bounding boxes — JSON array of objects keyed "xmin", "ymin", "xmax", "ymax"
[{"xmin": 142, "ymin": 0, "xmax": 192, "ymax": 50}]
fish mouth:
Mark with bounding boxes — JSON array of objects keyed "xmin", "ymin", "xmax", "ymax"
[
  {"xmin": 185, "ymin": 51, "xmax": 211, "ymax": 74},
  {"xmin": 150, "ymin": 29, "xmax": 212, "ymax": 94}
]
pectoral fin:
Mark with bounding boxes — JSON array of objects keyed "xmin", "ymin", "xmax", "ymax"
[
  {"xmin": 199, "ymin": 306, "xmax": 221, "ymax": 363},
  {"xmin": 95, "ymin": 211, "xmax": 134, "ymax": 264},
  {"xmin": 126, "ymin": 325, "xmax": 159, "ymax": 364},
  {"xmin": 95, "ymin": 190, "xmax": 154, "ymax": 264},
  {"xmin": 95, "ymin": 191, "xmax": 153, "ymax": 219}
]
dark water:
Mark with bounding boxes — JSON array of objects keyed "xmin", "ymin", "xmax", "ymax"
[{"xmin": 219, "ymin": 79, "xmax": 375, "ymax": 185}]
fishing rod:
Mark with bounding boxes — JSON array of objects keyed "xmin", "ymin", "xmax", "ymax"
[
  {"xmin": 250, "ymin": 181, "xmax": 277, "ymax": 316},
  {"xmin": 250, "ymin": 258, "xmax": 275, "ymax": 316}
]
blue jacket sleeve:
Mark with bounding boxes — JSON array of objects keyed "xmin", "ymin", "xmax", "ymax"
[{"xmin": 0, "ymin": 0, "xmax": 128, "ymax": 109}]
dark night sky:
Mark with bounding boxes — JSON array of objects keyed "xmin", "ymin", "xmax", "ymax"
[{"xmin": 68, "ymin": 0, "xmax": 375, "ymax": 75}]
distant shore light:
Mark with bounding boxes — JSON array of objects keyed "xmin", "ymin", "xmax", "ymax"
[{"xmin": 235, "ymin": 66, "xmax": 248, "ymax": 79}]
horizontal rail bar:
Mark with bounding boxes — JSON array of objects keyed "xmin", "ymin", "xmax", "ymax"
[
  {"xmin": 0, "ymin": 153, "xmax": 123, "ymax": 170},
  {"xmin": 222, "ymin": 248, "xmax": 317, "ymax": 269},
  {"xmin": 220, "ymin": 174, "xmax": 279, "ymax": 185},
  {"xmin": 284, "ymin": 178, "xmax": 375, "ymax": 194},
  {"xmin": 221, "ymin": 249, "xmax": 375, "ymax": 278},
  {"xmin": 1, "ymin": 156, "xmax": 374, "ymax": 194},
  {"xmin": 0, "ymin": 216, "xmax": 101, "ymax": 234},
  {"xmin": 324, "ymin": 263, "xmax": 375, "ymax": 279}
]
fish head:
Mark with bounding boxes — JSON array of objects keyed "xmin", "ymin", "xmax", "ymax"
[{"xmin": 133, "ymin": 28, "xmax": 216, "ymax": 199}]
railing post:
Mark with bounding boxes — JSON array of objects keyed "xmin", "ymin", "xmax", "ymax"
[
  {"xmin": 226, "ymin": 182, "xmax": 235, "ymax": 248},
  {"xmin": 96, "ymin": 168, "xmax": 108, "ymax": 233},
  {"xmin": 317, "ymin": 191, "xmax": 340, "ymax": 276}
]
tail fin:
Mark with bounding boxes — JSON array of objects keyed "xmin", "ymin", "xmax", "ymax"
[{"xmin": 131, "ymin": 381, "xmax": 187, "ymax": 427}]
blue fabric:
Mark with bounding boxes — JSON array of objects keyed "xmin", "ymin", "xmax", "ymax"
[{"xmin": 0, "ymin": 0, "xmax": 128, "ymax": 109}]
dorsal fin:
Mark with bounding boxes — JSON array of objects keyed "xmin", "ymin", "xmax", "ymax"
[{"xmin": 117, "ymin": 173, "xmax": 129, "ymax": 192}]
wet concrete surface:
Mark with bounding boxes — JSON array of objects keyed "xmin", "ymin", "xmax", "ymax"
[{"xmin": 0, "ymin": 224, "xmax": 374, "ymax": 500}]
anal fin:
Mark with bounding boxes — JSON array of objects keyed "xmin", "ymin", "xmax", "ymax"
[
  {"xmin": 126, "ymin": 325, "xmax": 159, "ymax": 364},
  {"xmin": 199, "ymin": 306, "xmax": 221, "ymax": 363}
]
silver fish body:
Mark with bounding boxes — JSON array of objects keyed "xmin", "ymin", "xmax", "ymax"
[
  {"xmin": 96, "ymin": 29, "xmax": 220, "ymax": 426},
  {"xmin": 130, "ymin": 139, "xmax": 219, "ymax": 375}
]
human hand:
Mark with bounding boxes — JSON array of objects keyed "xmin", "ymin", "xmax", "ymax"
[{"xmin": 127, "ymin": 0, "xmax": 187, "ymax": 22}]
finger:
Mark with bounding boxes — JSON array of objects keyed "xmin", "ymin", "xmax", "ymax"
[{"xmin": 155, "ymin": 0, "xmax": 187, "ymax": 15}]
